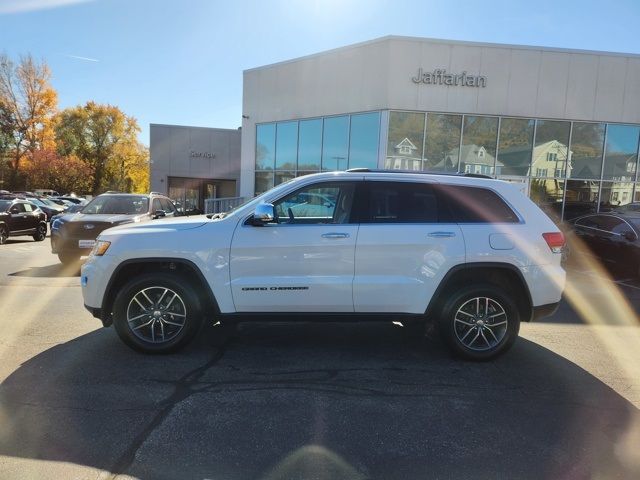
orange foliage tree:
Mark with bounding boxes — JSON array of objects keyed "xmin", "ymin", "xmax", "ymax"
[{"xmin": 0, "ymin": 54, "xmax": 57, "ymax": 189}]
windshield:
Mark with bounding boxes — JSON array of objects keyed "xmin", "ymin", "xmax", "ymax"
[
  {"xmin": 40, "ymin": 198, "xmax": 59, "ymax": 207},
  {"xmin": 82, "ymin": 195, "xmax": 149, "ymax": 215}
]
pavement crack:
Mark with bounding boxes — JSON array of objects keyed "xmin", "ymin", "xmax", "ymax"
[{"xmin": 106, "ymin": 342, "xmax": 228, "ymax": 479}]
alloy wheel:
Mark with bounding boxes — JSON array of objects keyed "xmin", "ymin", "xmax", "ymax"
[
  {"xmin": 126, "ymin": 286, "xmax": 187, "ymax": 344},
  {"xmin": 453, "ymin": 297, "xmax": 508, "ymax": 351},
  {"xmin": 0, "ymin": 226, "xmax": 7, "ymax": 245}
]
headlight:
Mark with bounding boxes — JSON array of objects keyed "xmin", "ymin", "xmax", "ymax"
[
  {"xmin": 51, "ymin": 218, "xmax": 62, "ymax": 230},
  {"xmin": 90, "ymin": 240, "xmax": 111, "ymax": 256}
]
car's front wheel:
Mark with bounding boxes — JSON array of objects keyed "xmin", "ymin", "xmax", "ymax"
[
  {"xmin": 112, "ymin": 273, "xmax": 203, "ymax": 353},
  {"xmin": 32, "ymin": 223, "xmax": 47, "ymax": 241},
  {"xmin": 439, "ymin": 285, "xmax": 520, "ymax": 361}
]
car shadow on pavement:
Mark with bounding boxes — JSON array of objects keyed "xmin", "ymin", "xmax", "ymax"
[
  {"xmin": 9, "ymin": 262, "xmax": 82, "ymax": 278},
  {"xmin": 0, "ymin": 322, "xmax": 638, "ymax": 480}
]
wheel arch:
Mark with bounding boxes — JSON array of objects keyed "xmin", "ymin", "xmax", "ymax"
[
  {"xmin": 101, "ymin": 258, "xmax": 220, "ymax": 327},
  {"xmin": 425, "ymin": 263, "xmax": 533, "ymax": 323}
]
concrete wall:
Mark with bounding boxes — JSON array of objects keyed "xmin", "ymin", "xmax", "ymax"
[
  {"xmin": 150, "ymin": 124, "xmax": 241, "ymax": 195},
  {"xmin": 240, "ymin": 35, "xmax": 640, "ymax": 197}
]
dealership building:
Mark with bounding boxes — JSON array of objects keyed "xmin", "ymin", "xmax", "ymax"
[{"xmin": 152, "ymin": 36, "xmax": 640, "ymax": 220}]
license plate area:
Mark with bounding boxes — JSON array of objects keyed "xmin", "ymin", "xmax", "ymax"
[{"xmin": 79, "ymin": 240, "xmax": 95, "ymax": 249}]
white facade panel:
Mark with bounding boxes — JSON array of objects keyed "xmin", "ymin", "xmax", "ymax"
[
  {"xmin": 505, "ymin": 49, "xmax": 540, "ymax": 117},
  {"xmin": 622, "ymin": 58, "xmax": 640, "ymax": 123},
  {"xmin": 594, "ymin": 56, "xmax": 627, "ymax": 121},
  {"xmin": 477, "ymin": 47, "xmax": 511, "ymax": 115},
  {"xmin": 535, "ymin": 52, "xmax": 570, "ymax": 119},
  {"xmin": 565, "ymin": 54, "xmax": 598, "ymax": 119}
]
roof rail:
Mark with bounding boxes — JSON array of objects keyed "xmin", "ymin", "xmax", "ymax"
[{"xmin": 344, "ymin": 168, "xmax": 494, "ymax": 179}]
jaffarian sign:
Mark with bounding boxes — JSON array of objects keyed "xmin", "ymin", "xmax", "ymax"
[{"xmin": 412, "ymin": 68, "xmax": 487, "ymax": 87}]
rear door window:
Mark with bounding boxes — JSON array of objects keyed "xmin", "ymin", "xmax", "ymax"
[
  {"xmin": 435, "ymin": 185, "xmax": 519, "ymax": 223},
  {"xmin": 364, "ymin": 181, "xmax": 439, "ymax": 223}
]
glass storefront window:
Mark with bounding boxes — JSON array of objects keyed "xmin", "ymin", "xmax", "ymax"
[
  {"xmin": 564, "ymin": 179, "xmax": 599, "ymax": 220},
  {"xmin": 254, "ymin": 171, "xmax": 274, "ymax": 195},
  {"xmin": 385, "ymin": 111, "xmax": 424, "ymax": 170},
  {"xmin": 349, "ymin": 112, "xmax": 380, "ymax": 170},
  {"xmin": 599, "ymin": 182, "xmax": 634, "ymax": 211},
  {"xmin": 424, "ymin": 113, "xmax": 462, "ymax": 172},
  {"xmin": 602, "ymin": 124, "xmax": 640, "ymax": 181},
  {"xmin": 497, "ymin": 118, "xmax": 534, "ymax": 176},
  {"xmin": 321, "ymin": 116, "xmax": 349, "ymax": 171},
  {"xmin": 532, "ymin": 120, "xmax": 570, "ymax": 179},
  {"xmin": 275, "ymin": 170, "xmax": 296, "ymax": 187},
  {"xmin": 568, "ymin": 122, "xmax": 606, "ymax": 180},
  {"xmin": 298, "ymin": 119, "xmax": 322, "ymax": 171},
  {"xmin": 530, "ymin": 178, "xmax": 565, "ymax": 223},
  {"xmin": 256, "ymin": 123, "xmax": 276, "ymax": 170},
  {"xmin": 275, "ymin": 122, "xmax": 298, "ymax": 170},
  {"xmin": 460, "ymin": 116, "xmax": 498, "ymax": 176}
]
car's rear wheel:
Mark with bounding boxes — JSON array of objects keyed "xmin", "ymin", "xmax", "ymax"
[
  {"xmin": 32, "ymin": 223, "xmax": 47, "ymax": 241},
  {"xmin": 0, "ymin": 225, "xmax": 8, "ymax": 245},
  {"xmin": 58, "ymin": 251, "xmax": 80, "ymax": 264},
  {"xmin": 439, "ymin": 284, "xmax": 520, "ymax": 361},
  {"xmin": 112, "ymin": 273, "xmax": 203, "ymax": 353}
]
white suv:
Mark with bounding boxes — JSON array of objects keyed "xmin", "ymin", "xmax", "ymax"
[{"xmin": 81, "ymin": 171, "xmax": 566, "ymax": 360}]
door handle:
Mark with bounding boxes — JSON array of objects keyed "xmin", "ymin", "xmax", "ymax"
[
  {"xmin": 321, "ymin": 232, "xmax": 350, "ymax": 239},
  {"xmin": 427, "ymin": 231, "xmax": 456, "ymax": 238}
]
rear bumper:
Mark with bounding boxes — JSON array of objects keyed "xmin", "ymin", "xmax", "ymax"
[{"xmin": 532, "ymin": 302, "xmax": 560, "ymax": 321}]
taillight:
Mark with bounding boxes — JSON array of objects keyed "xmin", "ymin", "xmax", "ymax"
[{"xmin": 542, "ymin": 232, "xmax": 565, "ymax": 254}]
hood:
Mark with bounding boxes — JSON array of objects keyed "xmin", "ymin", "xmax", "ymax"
[
  {"xmin": 102, "ymin": 215, "xmax": 210, "ymax": 235},
  {"xmin": 66, "ymin": 213, "xmax": 143, "ymax": 224}
]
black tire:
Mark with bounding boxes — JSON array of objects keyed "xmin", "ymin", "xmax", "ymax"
[
  {"xmin": 438, "ymin": 284, "xmax": 520, "ymax": 361},
  {"xmin": 112, "ymin": 272, "xmax": 203, "ymax": 354},
  {"xmin": 58, "ymin": 251, "xmax": 80, "ymax": 264},
  {"xmin": 32, "ymin": 223, "xmax": 47, "ymax": 241},
  {"xmin": 0, "ymin": 225, "xmax": 7, "ymax": 245}
]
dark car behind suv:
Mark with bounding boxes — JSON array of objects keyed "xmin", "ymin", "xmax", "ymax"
[
  {"xmin": 0, "ymin": 197, "xmax": 48, "ymax": 244},
  {"xmin": 51, "ymin": 192, "xmax": 178, "ymax": 264}
]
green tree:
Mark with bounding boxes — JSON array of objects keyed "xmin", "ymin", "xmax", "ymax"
[
  {"xmin": 55, "ymin": 102, "xmax": 145, "ymax": 195},
  {"xmin": 0, "ymin": 53, "xmax": 57, "ymax": 189}
]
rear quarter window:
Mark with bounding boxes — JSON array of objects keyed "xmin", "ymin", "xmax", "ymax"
[{"xmin": 436, "ymin": 185, "xmax": 519, "ymax": 223}]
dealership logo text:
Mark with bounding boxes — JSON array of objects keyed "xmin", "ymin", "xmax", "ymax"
[{"xmin": 412, "ymin": 68, "xmax": 487, "ymax": 87}]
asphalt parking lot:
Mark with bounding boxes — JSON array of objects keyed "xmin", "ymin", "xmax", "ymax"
[{"xmin": 0, "ymin": 237, "xmax": 639, "ymax": 479}]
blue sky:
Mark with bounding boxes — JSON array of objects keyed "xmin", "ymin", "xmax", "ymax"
[{"xmin": 1, "ymin": 0, "xmax": 639, "ymax": 145}]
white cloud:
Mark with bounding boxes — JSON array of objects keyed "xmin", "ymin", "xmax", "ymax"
[{"xmin": 0, "ymin": 0, "xmax": 93, "ymax": 15}]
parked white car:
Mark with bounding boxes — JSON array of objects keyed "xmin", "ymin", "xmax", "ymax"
[{"xmin": 81, "ymin": 170, "xmax": 566, "ymax": 360}]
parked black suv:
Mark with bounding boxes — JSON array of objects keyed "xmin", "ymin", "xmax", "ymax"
[
  {"xmin": 51, "ymin": 192, "xmax": 178, "ymax": 264},
  {"xmin": 0, "ymin": 198, "xmax": 48, "ymax": 244}
]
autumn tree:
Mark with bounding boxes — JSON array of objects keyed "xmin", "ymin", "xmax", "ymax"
[
  {"xmin": 24, "ymin": 149, "xmax": 92, "ymax": 194},
  {"xmin": 55, "ymin": 102, "xmax": 148, "ymax": 195},
  {"xmin": 0, "ymin": 53, "xmax": 57, "ymax": 189},
  {"xmin": 105, "ymin": 141, "xmax": 150, "ymax": 193}
]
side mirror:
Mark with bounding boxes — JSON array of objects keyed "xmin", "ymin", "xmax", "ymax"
[
  {"xmin": 622, "ymin": 230, "xmax": 637, "ymax": 241},
  {"xmin": 153, "ymin": 209, "xmax": 166, "ymax": 219},
  {"xmin": 251, "ymin": 203, "xmax": 275, "ymax": 225}
]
